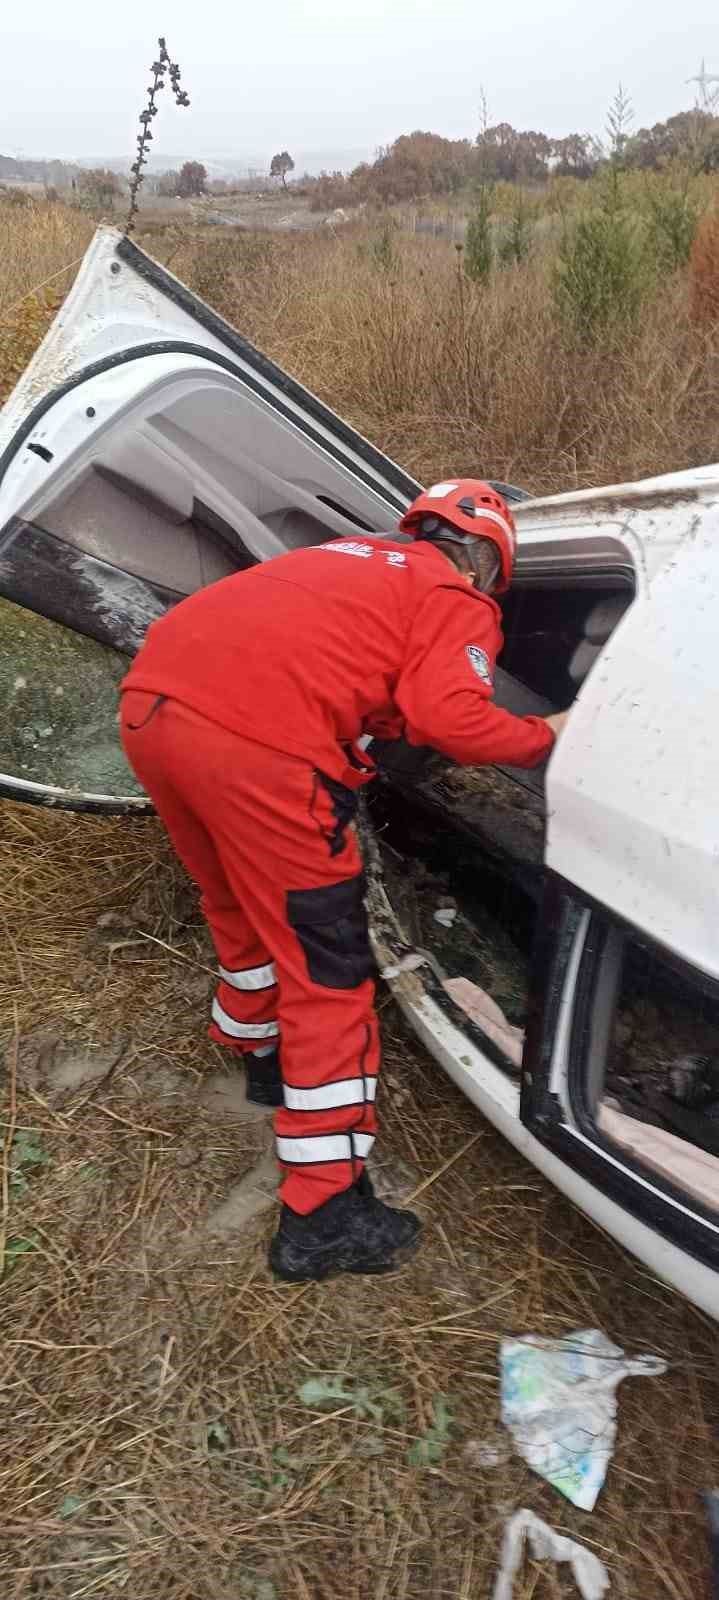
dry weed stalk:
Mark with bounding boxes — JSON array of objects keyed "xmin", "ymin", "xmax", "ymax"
[{"xmin": 126, "ymin": 36, "xmax": 191, "ymax": 234}]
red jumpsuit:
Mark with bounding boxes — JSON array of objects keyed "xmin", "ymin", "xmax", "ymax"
[{"xmin": 120, "ymin": 537, "xmax": 553, "ymax": 1213}]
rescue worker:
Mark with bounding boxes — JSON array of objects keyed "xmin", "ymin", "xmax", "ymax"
[{"xmin": 120, "ymin": 479, "xmax": 566, "ymax": 1283}]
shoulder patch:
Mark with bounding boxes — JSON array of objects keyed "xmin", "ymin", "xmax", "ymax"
[{"xmin": 466, "ymin": 644, "xmax": 493, "ymax": 685}]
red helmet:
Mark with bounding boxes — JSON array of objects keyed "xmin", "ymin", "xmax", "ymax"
[{"xmin": 399, "ymin": 478, "xmax": 517, "ymax": 593}]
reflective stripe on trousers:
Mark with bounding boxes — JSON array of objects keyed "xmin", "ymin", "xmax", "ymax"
[
  {"xmin": 276, "ymin": 1132, "xmax": 375, "ymax": 1164},
  {"xmin": 120, "ymin": 691, "xmax": 380, "ymax": 1216},
  {"xmin": 211, "ymin": 998, "xmax": 279, "ymax": 1041},
  {"xmin": 219, "ymin": 962, "xmax": 277, "ymax": 991}
]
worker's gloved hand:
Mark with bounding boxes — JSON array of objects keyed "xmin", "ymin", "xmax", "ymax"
[{"xmin": 544, "ymin": 711, "xmax": 570, "ymax": 740}]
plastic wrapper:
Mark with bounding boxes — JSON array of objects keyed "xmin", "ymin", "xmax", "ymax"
[
  {"xmin": 500, "ymin": 1328, "xmax": 667, "ymax": 1510},
  {"xmin": 492, "ymin": 1509, "xmax": 610, "ymax": 1599}
]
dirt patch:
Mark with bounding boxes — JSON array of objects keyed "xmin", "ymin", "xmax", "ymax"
[
  {"xmin": 198, "ymin": 1068, "xmax": 275, "ymax": 1123},
  {"xmin": 201, "ymin": 1146, "xmax": 278, "ymax": 1241},
  {"xmin": 8, "ymin": 1024, "xmax": 128, "ymax": 1096}
]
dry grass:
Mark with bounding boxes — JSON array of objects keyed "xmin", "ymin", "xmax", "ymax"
[
  {"xmin": 141, "ymin": 222, "xmax": 719, "ymax": 498},
  {"xmin": 0, "ymin": 802, "xmax": 717, "ymax": 1600},
  {"xmin": 4, "ymin": 197, "xmax": 719, "ymax": 494},
  {"xmin": 0, "ymin": 202, "xmax": 93, "ymax": 317},
  {"xmin": 1, "ymin": 200, "xmax": 719, "ymax": 1597},
  {"xmin": 0, "ymin": 202, "xmax": 94, "ymax": 409}
]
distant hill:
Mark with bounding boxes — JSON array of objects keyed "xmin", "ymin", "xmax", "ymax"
[
  {"xmin": 0, "ymin": 154, "xmax": 82, "ymax": 187},
  {"xmin": 76, "ymin": 147, "xmax": 374, "ymax": 178},
  {"xmin": 1, "ymin": 145, "xmax": 375, "ymax": 189}
]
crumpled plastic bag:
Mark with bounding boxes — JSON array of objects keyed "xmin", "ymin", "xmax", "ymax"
[
  {"xmin": 500, "ymin": 1328, "xmax": 667, "ymax": 1510},
  {"xmin": 492, "ymin": 1509, "xmax": 610, "ymax": 1600}
]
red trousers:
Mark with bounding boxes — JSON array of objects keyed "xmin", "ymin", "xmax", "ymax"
[{"xmin": 120, "ymin": 692, "xmax": 379, "ymax": 1213}]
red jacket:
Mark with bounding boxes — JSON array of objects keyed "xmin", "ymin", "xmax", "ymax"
[{"xmin": 122, "ymin": 537, "xmax": 553, "ymax": 784}]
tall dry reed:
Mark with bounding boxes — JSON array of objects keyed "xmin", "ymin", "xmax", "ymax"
[{"xmin": 3, "ymin": 199, "xmax": 719, "ymax": 495}]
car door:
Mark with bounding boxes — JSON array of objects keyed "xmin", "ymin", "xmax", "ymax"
[{"xmin": 0, "ymin": 226, "xmax": 420, "ymax": 811}]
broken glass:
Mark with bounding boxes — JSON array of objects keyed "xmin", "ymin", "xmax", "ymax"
[{"xmin": 0, "ymin": 596, "xmax": 144, "ymax": 799}]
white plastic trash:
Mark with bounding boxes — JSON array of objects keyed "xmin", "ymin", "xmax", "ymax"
[
  {"xmin": 499, "ymin": 1328, "xmax": 667, "ymax": 1511},
  {"xmin": 492, "ymin": 1509, "xmax": 610, "ymax": 1600}
]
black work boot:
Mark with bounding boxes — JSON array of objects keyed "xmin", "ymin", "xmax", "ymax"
[
  {"xmin": 245, "ymin": 1047, "xmax": 284, "ymax": 1108},
  {"xmin": 269, "ymin": 1180, "xmax": 421, "ymax": 1282},
  {"xmin": 356, "ymin": 1167, "xmax": 375, "ymax": 1200}
]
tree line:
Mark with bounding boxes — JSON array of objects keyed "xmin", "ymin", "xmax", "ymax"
[
  {"xmin": 306, "ymin": 107, "xmax": 719, "ymax": 211},
  {"xmin": 5, "ymin": 98, "xmax": 719, "ymax": 215}
]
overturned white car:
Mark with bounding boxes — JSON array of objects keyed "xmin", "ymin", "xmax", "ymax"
[{"xmin": 1, "ymin": 228, "xmax": 717, "ymax": 1319}]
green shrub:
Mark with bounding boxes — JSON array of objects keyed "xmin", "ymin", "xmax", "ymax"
[
  {"xmin": 370, "ymin": 225, "xmax": 397, "ymax": 274},
  {"xmin": 647, "ymin": 188, "xmax": 699, "ymax": 271},
  {"xmin": 498, "ymin": 190, "xmax": 533, "ymax": 266},
  {"xmin": 554, "ymin": 172, "xmax": 649, "ymax": 341},
  {"xmin": 464, "ymin": 184, "xmax": 493, "ymax": 282}
]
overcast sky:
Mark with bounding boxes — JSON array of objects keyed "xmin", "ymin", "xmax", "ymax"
[{"xmin": 2, "ymin": 0, "xmax": 717, "ymax": 167}]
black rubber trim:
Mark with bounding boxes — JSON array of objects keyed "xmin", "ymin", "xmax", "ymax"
[
  {"xmin": 534, "ymin": 1117, "xmax": 719, "ymax": 1274},
  {"xmin": 0, "ymin": 517, "xmax": 181, "ymax": 655},
  {"xmin": 521, "ymin": 880, "xmax": 581, "ymax": 1126},
  {"xmin": 523, "ymin": 870, "xmax": 719, "ymax": 1276},
  {"xmin": 568, "ymin": 904, "xmax": 719, "ymax": 1234},
  {"xmin": 0, "ymin": 336, "xmax": 413, "ymax": 515},
  {"xmin": 409, "ymin": 956, "xmax": 524, "ymax": 1078},
  {"xmin": 0, "ymin": 776, "xmax": 153, "ymax": 816}
]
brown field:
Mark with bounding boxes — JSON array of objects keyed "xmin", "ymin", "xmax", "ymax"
[{"xmin": 0, "ymin": 200, "xmax": 718, "ymax": 1599}]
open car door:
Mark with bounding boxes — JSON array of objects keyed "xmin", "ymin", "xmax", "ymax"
[{"xmin": 0, "ymin": 226, "xmax": 421, "ymax": 811}]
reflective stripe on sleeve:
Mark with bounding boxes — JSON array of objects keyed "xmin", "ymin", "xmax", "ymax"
[
  {"xmin": 283, "ymin": 1076, "xmax": 377, "ymax": 1112},
  {"xmin": 211, "ymin": 998, "xmax": 279, "ymax": 1040},
  {"xmin": 219, "ymin": 962, "xmax": 277, "ymax": 991},
  {"xmin": 352, "ymin": 1132, "xmax": 375, "ymax": 1159}
]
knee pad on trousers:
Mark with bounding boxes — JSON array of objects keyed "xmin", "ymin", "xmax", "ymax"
[{"xmin": 287, "ymin": 873, "xmax": 374, "ymax": 989}]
